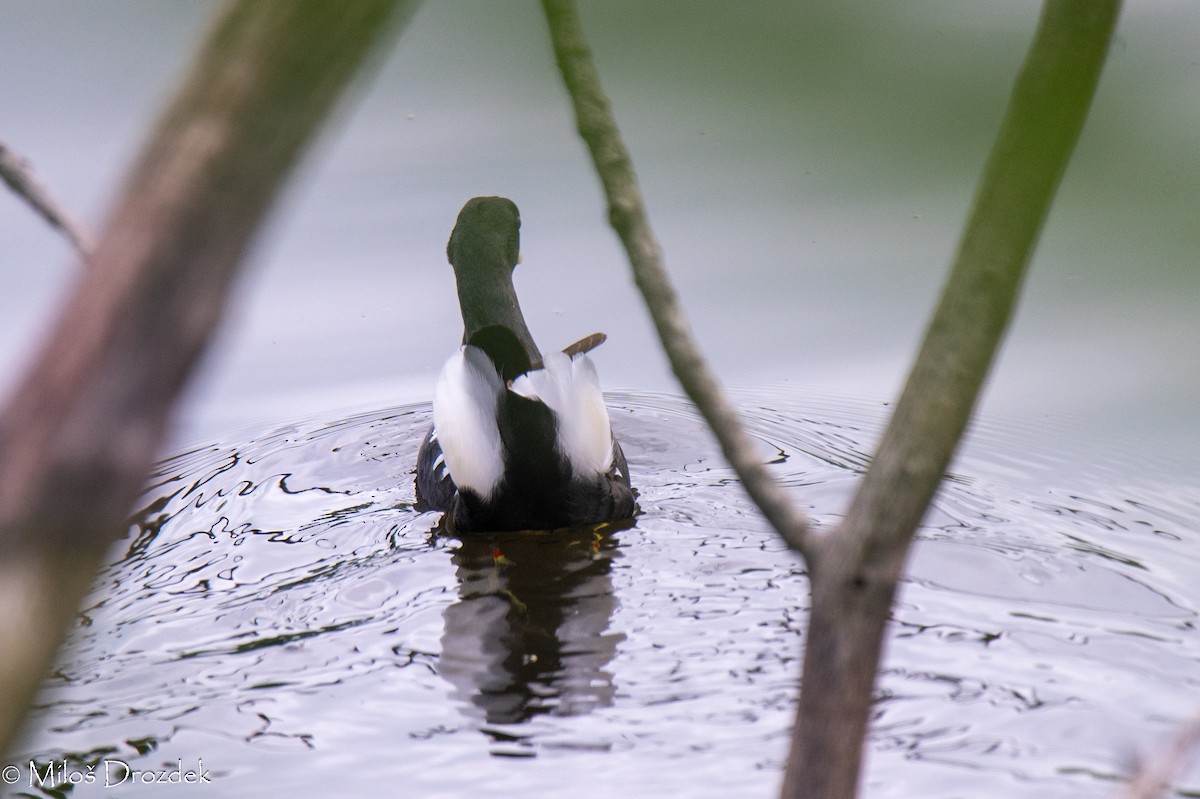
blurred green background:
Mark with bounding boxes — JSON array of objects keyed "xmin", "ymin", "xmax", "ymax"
[{"xmin": 0, "ymin": 1, "xmax": 1195, "ymax": 478}]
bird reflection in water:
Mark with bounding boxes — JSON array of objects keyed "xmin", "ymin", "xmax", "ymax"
[{"xmin": 438, "ymin": 523, "xmax": 628, "ymax": 748}]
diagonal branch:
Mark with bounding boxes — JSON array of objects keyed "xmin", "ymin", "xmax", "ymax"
[
  {"xmin": 0, "ymin": 0, "xmax": 416, "ymax": 758},
  {"xmin": 830, "ymin": 0, "xmax": 1124, "ymax": 577},
  {"xmin": 540, "ymin": 0, "xmax": 812, "ymax": 553},
  {"xmin": 0, "ymin": 138, "xmax": 95, "ymax": 259},
  {"xmin": 785, "ymin": 3, "xmax": 1123, "ymax": 797}
]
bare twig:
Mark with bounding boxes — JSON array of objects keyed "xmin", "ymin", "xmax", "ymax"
[
  {"xmin": 0, "ymin": 139, "xmax": 95, "ymax": 258},
  {"xmin": 1119, "ymin": 716, "xmax": 1200, "ymax": 799},
  {"xmin": 0, "ymin": 0, "xmax": 416, "ymax": 758},
  {"xmin": 543, "ymin": 1, "xmax": 1121, "ymax": 798},
  {"xmin": 540, "ymin": 0, "xmax": 812, "ymax": 553}
]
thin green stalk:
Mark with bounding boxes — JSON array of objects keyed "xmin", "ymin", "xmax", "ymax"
[
  {"xmin": 541, "ymin": 0, "xmax": 812, "ymax": 552},
  {"xmin": 786, "ymin": 3, "xmax": 1122, "ymax": 797}
]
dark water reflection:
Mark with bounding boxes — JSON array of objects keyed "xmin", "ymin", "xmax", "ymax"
[
  {"xmin": 9, "ymin": 388, "xmax": 1200, "ymax": 798},
  {"xmin": 440, "ymin": 526, "xmax": 626, "ymax": 749}
]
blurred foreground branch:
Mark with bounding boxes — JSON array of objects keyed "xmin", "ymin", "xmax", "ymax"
[
  {"xmin": 0, "ymin": 0, "xmax": 415, "ymax": 758},
  {"xmin": 0, "ymin": 139, "xmax": 95, "ymax": 258},
  {"xmin": 540, "ymin": 0, "xmax": 812, "ymax": 552},
  {"xmin": 543, "ymin": 1, "xmax": 1120, "ymax": 798},
  {"xmin": 1119, "ymin": 716, "xmax": 1200, "ymax": 799}
]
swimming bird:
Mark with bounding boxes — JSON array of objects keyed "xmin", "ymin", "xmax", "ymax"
[{"xmin": 415, "ymin": 196, "xmax": 635, "ymax": 533}]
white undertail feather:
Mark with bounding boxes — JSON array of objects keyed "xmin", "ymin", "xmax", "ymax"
[
  {"xmin": 433, "ymin": 346, "xmax": 504, "ymax": 499},
  {"xmin": 511, "ymin": 351, "xmax": 615, "ymax": 475}
]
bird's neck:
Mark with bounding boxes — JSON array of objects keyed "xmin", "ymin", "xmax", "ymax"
[{"xmin": 456, "ymin": 270, "xmax": 542, "ymax": 369}]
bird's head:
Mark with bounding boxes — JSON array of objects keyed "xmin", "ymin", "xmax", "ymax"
[{"xmin": 446, "ymin": 196, "xmax": 542, "ymax": 377}]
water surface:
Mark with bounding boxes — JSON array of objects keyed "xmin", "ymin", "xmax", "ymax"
[{"xmin": 12, "ymin": 390, "xmax": 1199, "ymax": 797}]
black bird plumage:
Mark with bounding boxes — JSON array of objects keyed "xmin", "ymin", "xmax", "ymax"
[{"xmin": 415, "ymin": 197, "xmax": 635, "ymax": 533}]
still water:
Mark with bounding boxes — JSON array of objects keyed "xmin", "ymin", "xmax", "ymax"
[{"xmin": 9, "ymin": 389, "xmax": 1199, "ymax": 797}]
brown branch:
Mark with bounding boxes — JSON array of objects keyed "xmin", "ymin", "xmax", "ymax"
[
  {"xmin": 0, "ymin": 138, "xmax": 95, "ymax": 259},
  {"xmin": 540, "ymin": 0, "xmax": 813, "ymax": 554},
  {"xmin": 0, "ymin": 0, "xmax": 416, "ymax": 758},
  {"xmin": 784, "ymin": 2, "xmax": 1123, "ymax": 797}
]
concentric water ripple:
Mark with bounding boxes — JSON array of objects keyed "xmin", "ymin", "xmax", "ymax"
[{"xmin": 9, "ymin": 389, "xmax": 1199, "ymax": 798}]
